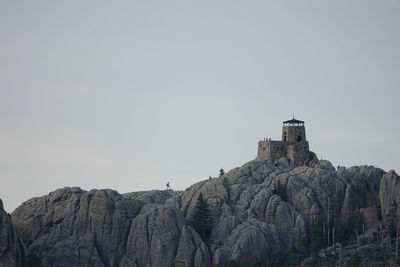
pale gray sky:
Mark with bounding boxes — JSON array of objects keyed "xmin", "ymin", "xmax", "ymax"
[{"xmin": 1, "ymin": 1, "xmax": 399, "ymax": 212}]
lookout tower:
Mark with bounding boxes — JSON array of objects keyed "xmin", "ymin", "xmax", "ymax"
[
  {"xmin": 282, "ymin": 118, "xmax": 306, "ymax": 142},
  {"xmin": 257, "ymin": 117, "xmax": 313, "ymax": 166}
]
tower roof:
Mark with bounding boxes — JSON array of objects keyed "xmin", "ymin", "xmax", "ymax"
[{"xmin": 283, "ymin": 118, "xmax": 304, "ymax": 124}]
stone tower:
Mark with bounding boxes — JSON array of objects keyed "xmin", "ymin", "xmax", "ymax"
[
  {"xmin": 257, "ymin": 118, "xmax": 313, "ymax": 166},
  {"xmin": 282, "ymin": 118, "xmax": 306, "ymax": 142}
]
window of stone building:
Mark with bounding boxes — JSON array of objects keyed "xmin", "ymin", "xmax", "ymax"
[
  {"xmin": 263, "ymin": 147, "xmax": 265, "ymax": 151},
  {"xmin": 284, "ymin": 132, "xmax": 287, "ymax": 141},
  {"xmin": 297, "ymin": 135, "xmax": 301, "ymax": 141}
]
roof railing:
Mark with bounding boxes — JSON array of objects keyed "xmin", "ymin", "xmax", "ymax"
[{"xmin": 283, "ymin": 122, "xmax": 304, "ymax": 127}]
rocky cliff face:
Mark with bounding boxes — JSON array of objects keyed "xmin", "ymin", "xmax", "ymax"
[
  {"xmin": 379, "ymin": 170, "xmax": 400, "ymax": 225},
  {"xmin": 7, "ymin": 158, "xmax": 398, "ymax": 266},
  {"xmin": 0, "ymin": 199, "xmax": 25, "ymax": 267},
  {"xmin": 11, "ymin": 187, "xmax": 144, "ymax": 267}
]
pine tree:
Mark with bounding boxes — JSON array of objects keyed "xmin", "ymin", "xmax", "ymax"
[
  {"xmin": 310, "ymin": 216, "xmax": 327, "ymax": 258},
  {"xmin": 191, "ymin": 193, "xmax": 212, "ymax": 241},
  {"xmin": 387, "ymin": 201, "xmax": 398, "ymax": 238},
  {"xmin": 348, "ymin": 211, "xmax": 364, "ymax": 236}
]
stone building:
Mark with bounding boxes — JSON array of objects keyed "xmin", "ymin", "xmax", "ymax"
[{"xmin": 257, "ymin": 118, "xmax": 314, "ymax": 166}]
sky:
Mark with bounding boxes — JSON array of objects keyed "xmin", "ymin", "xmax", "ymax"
[{"xmin": 0, "ymin": 0, "xmax": 399, "ymax": 212}]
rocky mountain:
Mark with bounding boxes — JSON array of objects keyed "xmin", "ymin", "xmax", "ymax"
[{"xmin": 2, "ymin": 157, "xmax": 400, "ymax": 266}]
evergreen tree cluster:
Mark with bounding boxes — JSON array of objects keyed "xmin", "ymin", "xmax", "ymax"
[
  {"xmin": 304, "ymin": 211, "xmax": 365, "ymax": 258},
  {"xmin": 215, "ymin": 250, "xmax": 303, "ymax": 267},
  {"xmin": 191, "ymin": 193, "xmax": 212, "ymax": 241},
  {"xmin": 386, "ymin": 201, "xmax": 398, "ymax": 238}
]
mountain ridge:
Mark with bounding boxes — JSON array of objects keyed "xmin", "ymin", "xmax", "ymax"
[{"xmin": 1, "ymin": 157, "xmax": 399, "ymax": 266}]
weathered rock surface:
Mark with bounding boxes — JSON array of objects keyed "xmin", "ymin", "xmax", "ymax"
[
  {"xmin": 12, "ymin": 187, "xmax": 143, "ymax": 267},
  {"xmin": 0, "ymin": 199, "xmax": 25, "ymax": 267},
  {"xmin": 8, "ymin": 158, "xmax": 394, "ymax": 266},
  {"xmin": 379, "ymin": 170, "xmax": 400, "ymax": 224}
]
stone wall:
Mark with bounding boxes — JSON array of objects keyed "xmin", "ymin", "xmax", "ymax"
[
  {"xmin": 257, "ymin": 140, "xmax": 310, "ymax": 166},
  {"xmin": 286, "ymin": 141, "xmax": 310, "ymax": 167},
  {"xmin": 257, "ymin": 140, "xmax": 286, "ymax": 160},
  {"xmin": 257, "ymin": 140, "xmax": 270, "ymax": 159},
  {"xmin": 268, "ymin": 140, "xmax": 287, "ymax": 160}
]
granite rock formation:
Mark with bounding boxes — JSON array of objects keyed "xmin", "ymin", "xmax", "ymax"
[
  {"xmin": 379, "ymin": 170, "xmax": 400, "ymax": 225},
  {"xmin": 6, "ymin": 158, "xmax": 400, "ymax": 266},
  {"xmin": 0, "ymin": 199, "xmax": 25, "ymax": 267}
]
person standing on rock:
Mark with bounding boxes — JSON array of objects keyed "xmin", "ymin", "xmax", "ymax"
[{"xmin": 166, "ymin": 182, "xmax": 170, "ymax": 190}]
